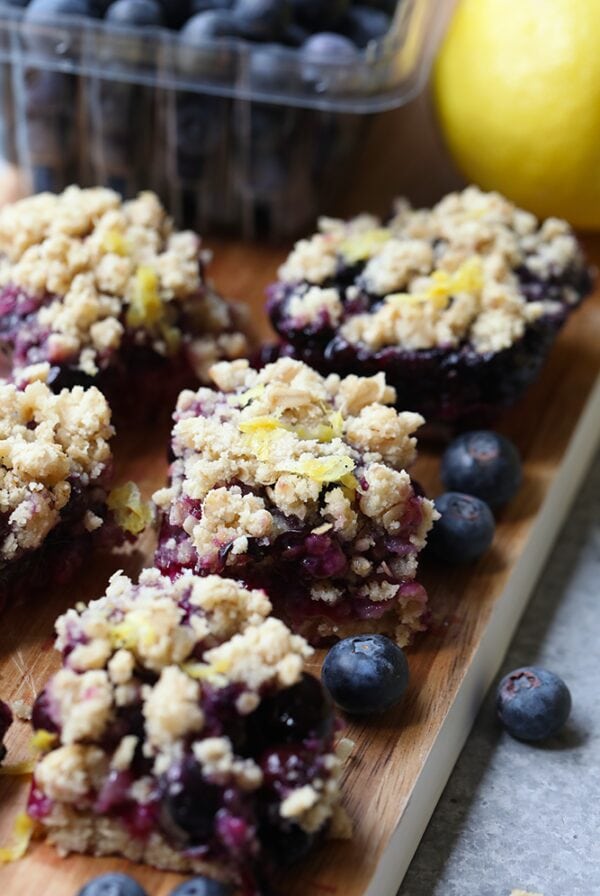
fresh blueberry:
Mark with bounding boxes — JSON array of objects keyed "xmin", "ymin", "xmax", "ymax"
[
  {"xmin": 322, "ymin": 634, "xmax": 409, "ymax": 715},
  {"xmin": 232, "ymin": 0, "xmax": 290, "ymax": 42},
  {"xmin": 77, "ymin": 873, "xmax": 148, "ymax": 896},
  {"xmin": 160, "ymin": 755, "xmax": 220, "ymax": 845},
  {"xmin": 248, "ymin": 672, "xmax": 334, "ymax": 745},
  {"xmin": 428, "ymin": 492, "xmax": 495, "ymax": 564},
  {"xmin": 105, "ymin": 0, "xmax": 163, "ymax": 26},
  {"xmin": 341, "ymin": 5, "xmax": 390, "ymax": 47},
  {"xmin": 25, "ymin": 0, "xmax": 94, "ymax": 20},
  {"xmin": 0, "ymin": 1, "xmax": 29, "ymax": 8},
  {"xmin": 441, "ymin": 431, "xmax": 522, "ymax": 509},
  {"xmin": 247, "ymin": 42, "xmax": 289, "ymax": 89},
  {"xmin": 496, "ymin": 667, "xmax": 572, "ymax": 741},
  {"xmin": 169, "ymin": 878, "xmax": 232, "ymax": 896},
  {"xmin": 301, "ymin": 31, "xmax": 358, "ymax": 65},
  {"xmin": 291, "ymin": 0, "xmax": 348, "ymax": 30},
  {"xmin": 180, "ymin": 9, "xmax": 238, "ymax": 40}
]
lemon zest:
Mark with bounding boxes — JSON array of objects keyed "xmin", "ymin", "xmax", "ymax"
[
  {"xmin": 387, "ymin": 257, "xmax": 484, "ymax": 311},
  {"xmin": 0, "ymin": 812, "xmax": 35, "ymax": 864},
  {"xmin": 291, "ymin": 455, "xmax": 356, "ymax": 484},
  {"xmin": 107, "ymin": 482, "xmax": 153, "ymax": 536},
  {"xmin": 239, "ymin": 411, "xmax": 344, "ymax": 444},
  {"xmin": 127, "ymin": 266, "xmax": 164, "ymax": 328},
  {"xmin": 110, "ymin": 613, "xmax": 158, "ymax": 651},
  {"xmin": 31, "ymin": 729, "xmax": 57, "ymax": 754},
  {"xmin": 339, "ymin": 228, "xmax": 391, "ymax": 264},
  {"xmin": 0, "ymin": 761, "xmax": 35, "ymax": 776},
  {"xmin": 181, "ymin": 659, "xmax": 229, "ymax": 685},
  {"xmin": 101, "ymin": 229, "xmax": 128, "ymax": 256}
]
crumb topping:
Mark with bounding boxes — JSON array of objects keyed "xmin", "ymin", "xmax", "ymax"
[
  {"xmin": 277, "ymin": 187, "xmax": 585, "ymax": 354},
  {"xmin": 0, "ymin": 187, "xmax": 249, "ymax": 377},
  {"xmin": 0, "ymin": 380, "xmax": 113, "ymax": 565}
]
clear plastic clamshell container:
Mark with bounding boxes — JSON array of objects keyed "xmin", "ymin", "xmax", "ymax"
[{"xmin": 0, "ymin": 1, "xmax": 445, "ymax": 239}]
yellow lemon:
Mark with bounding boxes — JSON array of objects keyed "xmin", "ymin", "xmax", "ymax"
[{"xmin": 434, "ymin": 0, "xmax": 600, "ymax": 229}]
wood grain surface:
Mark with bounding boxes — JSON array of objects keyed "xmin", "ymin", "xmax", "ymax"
[{"xmin": 0, "ymin": 220, "xmax": 599, "ymax": 894}]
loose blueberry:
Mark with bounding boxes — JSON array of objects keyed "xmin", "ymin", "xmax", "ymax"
[
  {"xmin": 341, "ymin": 5, "xmax": 390, "ymax": 47},
  {"xmin": 496, "ymin": 666, "xmax": 572, "ymax": 741},
  {"xmin": 180, "ymin": 9, "xmax": 238, "ymax": 39},
  {"xmin": 441, "ymin": 431, "xmax": 523, "ymax": 509},
  {"xmin": 105, "ymin": 0, "xmax": 163, "ymax": 25},
  {"xmin": 322, "ymin": 634, "xmax": 409, "ymax": 715},
  {"xmin": 301, "ymin": 31, "xmax": 357, "ymax": 65},
  {"xmin": 169, "ymin": 877, "xmax": 232, "ymax": 896},
  {"xmin": 232, "ymin": 0, "xmax": 290, "ymax": 42},
  {"xmin": 26, "ymin": 0, "xmax": 93, "ymax": 20},
  {"xmin": 428, "ymin": 492, "xmax": 495, "ymax": 564},
  {"xmin": 77, "ymin": 873, "xmax": 148, "ymax": 896}
]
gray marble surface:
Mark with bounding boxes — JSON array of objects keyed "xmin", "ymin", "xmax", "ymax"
[{"xmin": 398, "ymin": 450, "xmax": 600, "ymax": 896}]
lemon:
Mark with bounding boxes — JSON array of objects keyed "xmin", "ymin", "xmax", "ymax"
[{"xmin": 434, "ymin": 0, "xmax": 600, "ymax": 229}]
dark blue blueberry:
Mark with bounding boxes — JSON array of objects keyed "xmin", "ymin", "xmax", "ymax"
[
  {"xmin": 0, "ymin": 1, "xmax": 30, "ymax": 8},
  {"xmin": 77, "ymin": 873, "xmax": 148, "ymax": 896},
  {"xmin": 248, "ymin": 42, "xmax": 288, "ymax": 90},
  {"xmin": 441, "ymin": 431, "xmax": 522, "ymax": 509},
  {"xmin": 496, "ymin": 667, "xmax": 572, "ymax": 741},
  {"xmin": 248, "ymin": 672, "xmax": 334, "ymax": 746},
  {"xmin": 322, "ymin": 634, "xmax": 409, "ymax": 715},
  {"xmin": 341, "ymin": 5, "xmax": 390, "ymax": 47},
  {"xmin": 428, "ymin": 492, "xmax": 495, "ymax": 564},
  {"xmin": 291, "ymin": 0, "xmax": 348, "ymax": 30},
  {"xmin": 105, "ymin": 0, "xmax": 163, "ymax": 25},
  {"xmin": 232, "ymin": 0, "xmax": 290, "ymax": 42},
  {"xmin": 301, "ymin": 31, "xmax": 357, "ymax": 65},
  {"xmin": 160, "ymin": 755, "xmax": 220, "ymax": 845},
  {"xmin": 25, "ymin": 0, "xmax": 93, "ymax": 20},
  {"xmin": 180, "ymin": 8, "xmax": 238, "ymax": 39},
  {"xmin": 169, "ymin": 877, "xmax": 232, "ymax": 896}
]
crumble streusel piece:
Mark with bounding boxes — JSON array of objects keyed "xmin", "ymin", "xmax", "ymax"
[
  {"xmin": 28, "ymin": 569, "xmax": 344, "ymax": 894},
  {"xmin": 0, "ymin": 380, "xmax": 130, "ymax": 601},
  {"xmin": 154, "ymin": 357, "xmax": 437, "ymax": 646},
  {"xmin": 268, "ymin": 187, "xmax": 592, "ymax": 425},
  {"xmin": 0, "ymin": 187, "xmax": 251, "ymax": 417}
]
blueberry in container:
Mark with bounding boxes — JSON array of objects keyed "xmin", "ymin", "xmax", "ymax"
[{"xmin": 0, "ymin": 0, "xmax": 448, "ymax": 239}]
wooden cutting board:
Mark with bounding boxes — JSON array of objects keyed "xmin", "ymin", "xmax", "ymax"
[{"xmin": 0, "ymin": 234, "xmax": 598, "ymax": 896}]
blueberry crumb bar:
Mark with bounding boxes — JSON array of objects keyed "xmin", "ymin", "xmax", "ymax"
[
  {"xmin": 0, "ymin": 380, "xmax": 126, "ymax": 601},
  {"xmin": 0, "ymin": 187, "xmax": 251, "ymax": 416},
  {"xmin": 154, "ymin": 357, "xmax": 436, "ymax": 646},
  {"xmin": 267, "ymin": 187, "xmax": 592, "ymax": 425},
  {"xmin": 28, "ymin": 569, "xmax": 345, "ymax": 893}
]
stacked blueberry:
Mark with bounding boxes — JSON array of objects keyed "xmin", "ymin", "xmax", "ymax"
[
  {"xmin": 14, "ymin": 0, "xmax": 396, "ymax": 52},
  {"xmin": 428, "ymin": 431, "xmax": 523, "ymax": 566}
]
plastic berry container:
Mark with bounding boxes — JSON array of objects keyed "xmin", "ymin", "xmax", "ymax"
[{"xmin": 0, "ymin": 1, "xmax": 446, "ymax": 240}]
